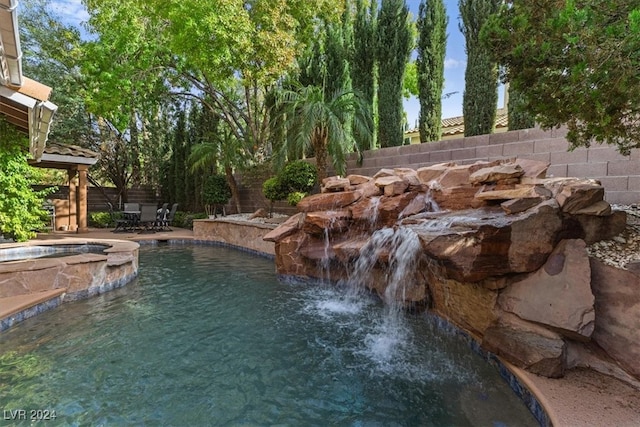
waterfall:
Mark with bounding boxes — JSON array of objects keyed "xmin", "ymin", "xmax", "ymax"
[{"xmin": 346, "ymin": 226, "xmax": 423, "ymax": 366}]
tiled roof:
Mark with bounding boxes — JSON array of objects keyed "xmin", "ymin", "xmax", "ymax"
[
  {"xmin": 44, "ymin": 142, "xmax": 99, "ymax": 159},
  {"xmin": 407, "ymin": 109, "xmax": 510, "ymax": 137}
]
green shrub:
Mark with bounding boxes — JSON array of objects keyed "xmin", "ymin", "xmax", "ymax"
[
  {"xmin": 287, "ymin": 191, "xmax": 307, "ymax": 206},
  {"xmin": 0, "ymin": 118, "xmax": 55, "ymax": 241},
  {"xmin": 89, "ymin": 211, "xmax": 114, "ymax": 228},
  {"xmin": 203, "ymin": 174, "xmax": 232, "ymax": 206},
  {"xmin": 262, "ymin": 176, "xmax": 287, "ymax": 203},
  {"xmin": 173, "ymin": 211, "xmax": 207, "ymax": 229},
  {"xmin": 280, "ymin": 160, "xmax": 317, "ymax": 193}
]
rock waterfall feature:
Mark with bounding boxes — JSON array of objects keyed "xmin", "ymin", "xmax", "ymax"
[{"xmin": 264, "ymin": 159, "xmax": 636, "ymax": 383}]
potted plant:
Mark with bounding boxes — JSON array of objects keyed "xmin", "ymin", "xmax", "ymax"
[{"xmin": 203, "ymin": 174, "xmax": 232, "ymax": 218}]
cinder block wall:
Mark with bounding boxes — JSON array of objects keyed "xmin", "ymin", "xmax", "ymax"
[{"xmin": 343, "ymin": 126, "xmax": 640, "ymax": 205}]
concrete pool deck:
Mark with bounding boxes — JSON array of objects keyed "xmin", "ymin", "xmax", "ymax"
[{"xmin": 1, "ymin": 226, "xmax": 637, "ymax": 426}]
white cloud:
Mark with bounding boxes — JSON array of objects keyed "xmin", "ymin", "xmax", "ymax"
[
  {"xmin": 444, "ymin": 58, "xmax": 465, "ymax": 69},
  {"xmin": 48, "ymin": 0, "xmax": 90, "ymax": 25}
]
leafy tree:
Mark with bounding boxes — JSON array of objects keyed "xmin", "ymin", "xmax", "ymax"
[
  {"xmin": 19, "ymin": 0, "xmax": 91, "ymax": 146},
  {"xmin": 376, "ymin": 0, "xmax": 412, "ymax": 147},
  {"xmin": 262, "ymin": 176, "xmax": 288, "ymax": 216},
  {"xmin": 351, "ymin": 0, "xmax": 378, "ymax": 150},
  {"xmin": 202, "ymin": 174, "xmax": 231, "ymax": 217},
  {"xmin": 279, "ymin": 160, "xmax": 318, "ymax": 195},
  {"xmin": 483, "ymin": 1, "xmax": 640, "ymax": 153},
  {"xmin": 459, "ymin": 0, "xmax": 500, "ymax": 137},
  {"xmin": 506, "ymin": 84, "xmax": 536, "ymax": 131},
  {"xmin": 417, "ymin": 0, "xmax": 447, "ymax": 142},
  {"xmin": 271, "ymin": 85, "xmax": 373, "ymax": 182},
  {"xmin": 0, "ymin": 119, "xmax": 52, "ymax": 241}
]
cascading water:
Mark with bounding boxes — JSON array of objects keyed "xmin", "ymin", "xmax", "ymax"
[{"xmin": 341, "ymin": 226, "xmax": 424, "ymax": 369}]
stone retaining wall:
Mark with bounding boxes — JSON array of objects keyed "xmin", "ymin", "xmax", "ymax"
[{"xmin": 193, "ymin": 219, "xmax": 277, "ymax": 255}]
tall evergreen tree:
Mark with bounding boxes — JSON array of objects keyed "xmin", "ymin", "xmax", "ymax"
[
  {"xmin": 376, "ymin": 0, "xmax": 412, "ymax": 148},
  {"xmin": 351, "ymin": 0, "xmax": 378, "ymax": 150},
  {"xmin": 324, "ymin": 10, "xmax": 353, "ymax": 99},
  {"xmin": 459, "ymin": 0, "xmax": 500, "ymax": 137},
  {"xmin": 416, "ymin": 0, "xmax": 447, "ymax": 143}
]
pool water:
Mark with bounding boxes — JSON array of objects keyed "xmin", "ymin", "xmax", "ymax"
[{"xmin": 0, "ymin": 245, "xmax": 538, "ymax": 426}]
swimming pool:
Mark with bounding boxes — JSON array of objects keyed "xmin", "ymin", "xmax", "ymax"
[{"xmin": 0, "ymin": 245, "xmax": 538, "ymax": 425}]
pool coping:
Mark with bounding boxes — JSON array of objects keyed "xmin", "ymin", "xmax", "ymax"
[{"xmin": 0, "ymin": 238, "xmax": 140, "ymax": 332}]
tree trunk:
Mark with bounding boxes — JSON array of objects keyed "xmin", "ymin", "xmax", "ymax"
[
  {"xmin": 225, "ymin": 164, "xmax": 242, "ymax": 214},
  {"xmin": 313, "ymin": 129, "xmax": 329, "ymax": 182}
]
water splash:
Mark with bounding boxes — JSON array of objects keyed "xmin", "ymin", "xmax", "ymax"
[{"xmin": 346, "ymin": 227, "xmax": 423, "ymax": 365}]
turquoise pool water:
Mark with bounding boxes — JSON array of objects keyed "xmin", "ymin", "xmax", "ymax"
[{"xmin": 0, "ymin": 245, "xmax": 538, "ymax": 426}]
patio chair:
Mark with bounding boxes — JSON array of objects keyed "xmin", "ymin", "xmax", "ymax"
[
  {"xmin": 137, "ymin": 204, "xmax": 159, "ymax": 233},
  {"xmin": 160, "ymin": 203, "xmax": 178, "ymax": 231},
  {"xmin": 156, "ymin": 203, "xmax": 169, "ymax": 228},
  {"xmin": 123, "ymin": 203, "xmax": 141, "ymax": 230},
  {"xmin": 108, "ymin": 202, "xmax": 132, "ymax": 232}
]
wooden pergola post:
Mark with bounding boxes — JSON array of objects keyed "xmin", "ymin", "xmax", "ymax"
[{"xmin": 76, "ymin": 165, "xmax": 89, "ymax": 233}]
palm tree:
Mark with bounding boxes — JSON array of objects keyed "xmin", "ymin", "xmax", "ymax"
[{"xmin": 271, "ymin": 85, "xmax": 373, "ymax": 182}]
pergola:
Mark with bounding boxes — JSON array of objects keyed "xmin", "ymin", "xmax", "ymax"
[
  {"xmin": 29, "ymin": 143, "xmax": 99, "ymax": 233},
  {"xmin": 1, "ymin": 0, "xmax": 98, "ymax": 233}
]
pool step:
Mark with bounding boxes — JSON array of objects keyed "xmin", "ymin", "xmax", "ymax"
[{"xmin": 0, "ymin": 288, "xmax": 66, "ymax": 321}]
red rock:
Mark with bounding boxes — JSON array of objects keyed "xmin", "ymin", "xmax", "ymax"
[
  {"xmin": 501, "ymin": 197, "xmax": 543, "ymax": 214},
  {"xmin": 431, "ymin": 186, "xmax": 485, "ymax": 211},
  {"xmin": 435, "ymin": 164, "xmax": 474, "ymax": 188},
  {"xmin": 347, "ymin": 174, "xmax": 371, "ymax": 185},
  {"xmin": 354, "ymin": 179, "xmax": 383, "ymax": 198},
  {"xmin": 322, "ymin": 177, "xmax": 351, "ymax": 192},
  {"xmin": 409, "ymin": 201, "xmax": 562, "ymax": 282},
  {"xmin": 514, "ymin": 158, "xmax": 550, "ymax": 178},
  {"xmin": 297, "ymin": 191, "xmax": 362, "ymax": 212},
  {"xmin": 373, "ymin": 168, "xmax": 395, "ymax": 178},
  {"xmin": 482, "ymin": 314, "xmax": 566, "ymax": 378},
  {"xmin": 416, "ymin": 162, "xmax": 455, "ymax": 184},
  {"xmin": 469, "ymin": 164, "xmax": 524, "ymax": 184},
  {"xmin": 377, "ymin": 192, "xmax": 418, "ymax": 226},
  {"xmin": 302, "ymin": 210, "xmax": 352, "ymax": 235},
  {"xmin": 263, "ymin": 213, "xmax": 305, "ymax": 242},
  {"xmin": 499, "ymin": 239, "xmax": 594, "ymax": 340},
  {"xmin": 556, "ymin": 183, "xmax": 605, "ymax": 213},
  {"xmin": 590, "ymin": 259, "xmax": 640, "ymax": 378},
  {"xmin": 248, "ymin": 208, "xmax": 268, "ymax": 219},
  {"xmin": 350, "ymin": 196, "xmax": 383, "ymax": 224}
]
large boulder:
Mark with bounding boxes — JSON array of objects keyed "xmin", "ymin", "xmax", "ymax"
[
  {"xmin": 297, "ymin": 191, "xmax": 362, "ymax": 212},
  {"xmin": 263, "ymin": 213, "xmax": 305, "ymax": 242},
  {"xmin": 590, "ymin": 259, "xmax": 640, "ymax": 379},
  {"xmin": 428, "ymin": 274, "xmax": 498, "ymax": 338},
  {"xmin": 483, "ymin": 314, "xmax": 566, "ymax": 378},
  {"xmin": 499, "ymin": 239, "xmax": 595, "ymax": 340},
  {"xmin": 407, "ymin": 201, "xmax": 562, "ymax": 282}
]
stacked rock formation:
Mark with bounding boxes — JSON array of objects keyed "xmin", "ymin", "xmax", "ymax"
[{"xmin": 264, "ymin": 158, "xmax": 635, "ymax": 381}]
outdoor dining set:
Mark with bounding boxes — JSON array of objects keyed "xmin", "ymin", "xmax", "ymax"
[{"xmin": 110, "ymin": 202, "xmax": 178, "ymax": 233}]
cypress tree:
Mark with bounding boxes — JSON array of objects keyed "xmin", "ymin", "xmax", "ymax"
[
  {"xmin": 376, "ymin": 0, "xmax": 412, "ymax": 148},
  {"xmin": 459, "ymin": 0, "xmax": 500, "ymax": 137},
  {"xmin": 416, "ymin": 0, "xmax": 447, "ymax": 143},
  {"xmin": 351, "ymin": 0, "xmax": 377, "ymax": 150}
]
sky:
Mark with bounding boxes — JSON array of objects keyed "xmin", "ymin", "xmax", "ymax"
[{"xmin": 40, "ymin": 0, "xmax": 504, "ymax": 128}]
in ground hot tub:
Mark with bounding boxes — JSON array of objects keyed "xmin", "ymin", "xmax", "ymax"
[{"xmin": 0, "ymin": 239, "xmax": 139, "ymax": 332}]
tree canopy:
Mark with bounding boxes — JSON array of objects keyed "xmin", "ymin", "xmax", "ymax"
[{"xmin": 484, "ymin": 0, "xmax": 640, "ymax": 154}]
